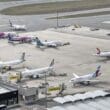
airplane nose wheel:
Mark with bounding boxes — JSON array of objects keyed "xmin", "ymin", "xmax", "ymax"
[
  {"xmin": 1, "ymin": 66, "xmax": 12, "ymax": 73},
  {"xmin": 86, "ymin": 81, "xmax": 90, "ymax": 85},
  {"xmin": 8, "ymin": 66, "xmax": 11, "ymax": 70}
]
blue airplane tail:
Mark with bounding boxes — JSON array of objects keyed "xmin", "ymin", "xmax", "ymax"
[
  {"xmin": 35, "ymin": 37, "xmax": 44, "ymax": 46},
  {"xmin": 21, "ymin": 52, "xmax": 25, "ymax": 62},
  {"xmin": 8, "ymin": 34, "xmax": 13, "ymax": 41}
]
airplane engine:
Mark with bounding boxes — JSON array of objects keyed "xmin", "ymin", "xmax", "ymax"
[{"xmin": 32, "ymin": 74, "xmax": 45, "ymax": 79}]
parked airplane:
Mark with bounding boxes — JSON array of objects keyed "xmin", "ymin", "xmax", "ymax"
[
  {"xmin": 93, "ymin": 48, "xmax": 110, "ymax": 58},
  {"xmin": 21, "ymin": 59, "xmax": 54, "ymax": 78},
  {"xmin": 9, "ymin": 20, "xmax": 26, "ymax": 31},
  {"xmin": 35, "ymin": 37, "xmax": 70, "ymax": 48},
  {"xmin": 0, "ymin": 52, "xmax": 25, "ymax": 70},
  {"xmin": 8, "ymin": 33, "xmax": 33, "ymax": 43},
  {"xmin": 69, "ymin": 65, "xmax": 101, "ymax": 86},
  {"xmin": 0, "ymin": 32, "xmax": 16, "ymax": 39}
]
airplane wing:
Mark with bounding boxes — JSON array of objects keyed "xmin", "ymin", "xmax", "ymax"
[
  {"xmin": 84, "ymin": 79, "xmax": 99, "ymax": 82},
  {"xmin": 73, "ymin": 73, "xmax": 79, "ymax": 78},
  {"xmin": 24, "ymin": 68, "xmax": 29, "ymax": 71}
]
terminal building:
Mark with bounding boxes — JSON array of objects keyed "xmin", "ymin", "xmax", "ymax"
[
  {"xmin": 48, "ymin": 90, "xmax": 110, "ymax": 110},
  {"xmin": 0, "ymin": 81, "xmax": 18, "ymax": 106}
]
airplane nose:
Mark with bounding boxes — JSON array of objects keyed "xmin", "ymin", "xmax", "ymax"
[{"xmin": 93, "ymin": 53, "xmax": 97, "ymax": 56}]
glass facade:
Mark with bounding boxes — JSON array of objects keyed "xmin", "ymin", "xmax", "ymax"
[{"xmin": 0, "ymin": 91, "xmax": 18, "ymax": 106}]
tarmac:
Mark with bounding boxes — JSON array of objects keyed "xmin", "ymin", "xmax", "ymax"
[
  {"xmin": 0, "ymin": 26, "xmax": 110, "ymax": 110},
  {"xmin": 0, "ymin": 26, "xmax": 108, "ymax": 110},
  {"xmin": 1, "ymin": 26, "xmax": 110, "ymax": 97},
  {"xmin": 0, "ymin": 1, "xmax": 110, "ymax": 110}
]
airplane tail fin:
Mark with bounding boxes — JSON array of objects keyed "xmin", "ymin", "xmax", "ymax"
[
  {"xmin": 9, "ymin": 19, "xmax": 12, "ymax": 27},
  {"xmin": 8, "ymin": 33, "xmax": 13, "ymax": 41},
  {"xmin": 35, "ymin": 37, "xmax": 44, "ymax": 47},
  {"xmin": 93, "ymin": 65, "xmax": 101, "ymax": 77},
  {"xmin": 21, "ymin": 52, "xmax": 25, "ymax": 62},
  {"xmin": 96, "ymin": 48, "xmax": 101, "ymax": 54},
  {"xmin": 49, "ymin": 59, "xmax": 54, "ymax": 67}
]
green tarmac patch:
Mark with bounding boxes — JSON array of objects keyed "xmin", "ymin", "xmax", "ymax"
[{"xmin": 1, "ymin": 0, "xmax": 110, "ymax": 15}]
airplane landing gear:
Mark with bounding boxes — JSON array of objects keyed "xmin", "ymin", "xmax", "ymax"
[{"xmin": 2, "ymin": 66, "xmax": 12, "ymax": 71}]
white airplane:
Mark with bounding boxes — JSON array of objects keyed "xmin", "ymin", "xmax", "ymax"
[
  {"xmin": 69, "ymin": 65, "xmax": 101, "ymax": 86},
  {"xmin": 0, "ymin": 52, "xmax": 25, "ymax": 70},
  {"xmin": 21, "ymin": 59, "xmax": 55, "ymax": 78},
  {"xmin": 35, "ymin": 37, "xmax": 70, "ymax": 48},
  {"xmin": 93, "ymin": 48, "xmax": 110, "ymax": 58},
  {"xmin": 9, "ymin": 20, "xmax": 26, "ymax": 31}
]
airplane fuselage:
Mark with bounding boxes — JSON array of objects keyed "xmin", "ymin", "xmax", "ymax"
[
  {"xmin": 42, "ymin": 41, "xmax": 62, "ymax": 47},
  {"xmin": 70, "ymin": 66, "xmax": 101, "ymax": 86},
  {"xmin": 12, "ymin": 24, "xmax": 26, "ymax": 30},
  {"xmin": 9, "ymin": 36, "xmax": 32, "ymax": 43},
  {"xmin": 0, "ymin": 59, "xmax": 23, "ymax": 68},
  {"xmin": 22, "ymin": 66, "xmax": 53, "ymax": 78},
  {"xmin": 71, "ymin": 73, "xmax": 94, "ymax": 84},
  {"xmin": 97, "ymin": 52, "xmax": 110, "ymax": 57}
]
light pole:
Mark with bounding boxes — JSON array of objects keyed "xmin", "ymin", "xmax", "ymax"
[
  {"xmin": 45, "ymin": 71, "xmax": 47, "ymax": 109},
  {"xmin": 56, "ymin": 0, "xmax": 59, "ymax": 28},
  {"xmin": 57, "ymin": 10, "xmax": 59, "ymax": 28}
]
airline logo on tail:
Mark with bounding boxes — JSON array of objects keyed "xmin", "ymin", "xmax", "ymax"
[
  {"xmin": 36, "ymin": 37, "xmax": 44, "ymax": 46},
  {"xmin": 21, "ymin": 52, "xmax": 25, "ymax": 62},
  {"xmin": 93, "ymin": 65, "xmax": 101, "ymax": 78},
  {"xmin": 8, "ymin": 33, "xmax": 14, "ymax": 40},
  {"xmin": 94, "ymin": 48, "xmax": 110, "ymax": 58},
  {"xmin": 96, "ymin": 48, "xmax": 101, "ymax": 54},
  {"xmin": 49, "ymin": 59, "xmax": 54, "ymax": 67}
]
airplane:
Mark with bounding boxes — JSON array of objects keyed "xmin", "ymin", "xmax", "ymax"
[
  {"xmin": 0, "ymin": 32, "xmax": 16, "ymax": 39},
  {"xmin": 9, "ymin": 20, "xmax": 26, "ymax": 31},
  {"xmin": 8, "ymin": 33, "xmax": 33, "ymax": 43},
  {"xmin": 21, "ymin": 59, "xmax": 55, "ymax": 79},
  {"xmin": 0, "ymin": 52, "xmax": 25, "ymax": 70},
  {"xmin": 69, "ymin": 65, "xmax": 101, "ymax": 86},
  {"xmin": 0, "ymin": 32, "xmax": 5, "ymax": 38},
  {"xmin": 35, "ymin": 37, "xmax": 70, "ymax": 48},
  {"xmin": 93, "ymin": 48, "xmax": 110, "ymax": 58}
]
